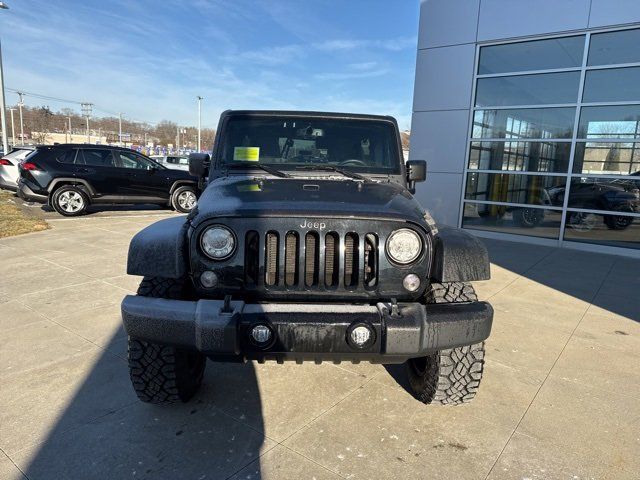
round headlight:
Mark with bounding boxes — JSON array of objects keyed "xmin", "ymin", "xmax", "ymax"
[
  {"xmin": 200, "ymin": 225, "xmax": 236, "ymax": 260},
  {"xmin": 386, "ymin": 228, "xmax": 422, "ymax": 264}
]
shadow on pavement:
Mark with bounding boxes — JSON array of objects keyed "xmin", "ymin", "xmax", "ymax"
[
  {"xmin": 482, "ymin": 237, "xmax": 640, "ymax": 324},
  {"xmin": 21, "ymin": 332, "xmax": 266, "ymax": 480}
]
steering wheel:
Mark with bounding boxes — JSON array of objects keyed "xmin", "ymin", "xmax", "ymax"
[{"xmin": 338, "ymin": 159, "xmax": 367, "ymax": 167}]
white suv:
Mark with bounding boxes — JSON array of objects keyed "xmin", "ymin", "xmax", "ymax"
[{"xmin": 0, "ymin": 147, "xmax": 36, "ymax": 191}]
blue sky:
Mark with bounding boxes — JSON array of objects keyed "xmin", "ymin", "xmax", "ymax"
[{"xmin": 0, "ymin": 0, "xmax": 419, "ymax": 129}]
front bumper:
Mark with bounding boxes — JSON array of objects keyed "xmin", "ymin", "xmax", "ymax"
[{"xmin": 121, "ymin": 296, "xmax": 493, "ymax": 363}]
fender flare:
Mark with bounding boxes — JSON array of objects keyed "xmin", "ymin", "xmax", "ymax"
[
  {"xmin": 170, "ymin": 180, "xmax": 197, "ymax": 195},
  {"xmin": 430, "ymin": 226, "xmax": 490, "ymax": 283},
  {"xmin": 47, "ymin": 178, "xmax": 96, "ymax": 197},
  {"xmin": 127, "ymin": 216, "xmax": 190, "ymax": 278}
]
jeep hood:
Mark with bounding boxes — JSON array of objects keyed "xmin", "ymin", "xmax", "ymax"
[{"xmin": 190, "ymin": 176, "xmax": 428, "ymax": 225}]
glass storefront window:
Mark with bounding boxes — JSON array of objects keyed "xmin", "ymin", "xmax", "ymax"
[
  {"xmin": 472, "ymin": 108, "xmax": 575, "ymax": 139},
  {"xmin": 573, "ymin": 142, "xmax": 640, "ymax": 175},
  {"xmin": 578, "ymin": 105, "xmax": 640, "ymax": 139},
  {"xmin": 475, "ymin": 72, "xmax": 581, "ymax": 107},
  {"xmin": 463, "ymin": 203, "xmax": 562, "ymax": 239},
  {"xmin": 465, "ymin": 173, "xmax": 566, "ymax": 206},
  {"xmin": 478, "ymin": 36, "xmax": 584, "ymax": 75},
  {"xmin": 466, "ymin": 30, "xmax": 640, "ymax": 250},
  {"xmin": 583, "ymin": 67, "xmax": 640, "ymax": 103},
  {"xmin": 567, "ymin": 177, "xmax": 640, "ymax": 213},
  {"xmin": 469, "ymin": 141, "xmax": 571, "ymax": 173},
  {"xmin": 564, "ymin": 212, "xmax": 640, "ymax": 249},
  {"xmin": 588, "ymin": 28, "xmax": 640, "ymax": 66}
]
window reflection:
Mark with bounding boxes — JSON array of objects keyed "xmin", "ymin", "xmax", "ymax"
[
  {"xmin": 573, "ymin": 142, "xmax": 640, "ymax": 175},
  {"xmin": 465, "ymin": 173, "xmax": 566, "ymax": 206},
  {"xmin": 578, "ymin": 105, "xmax": 640, "ymax": 139},
  {"xmin": 463, "ymin": 203, "xmax": 561, "ymax": 239},
  {"xmin": 479, "ymin": 36, "xmax": 584, "ymax": 75},
  {"xmin": 588, "ymin": 28, "xmax": 640, "ymax": 66},
  {"xmin": 583, "ymin": 67, "xmax": 640, "ymax": 103},
  {"xmin": 567, "ymin": 177, "xmax": 640, "ymax": 213},
  {"xmin": 473, "ymin": 108, "xmax": 575, "ymax": 139},
  {"xmin": 475, "ymin": 72, "xmax": 580, "ymax": 107},
  {"xmin": 469, "ymin": 141, "xmax": 571, "ymax": 173},
  {"xmin": 564, "ymin": 212, "xmax": 640, "ymax": 249}
]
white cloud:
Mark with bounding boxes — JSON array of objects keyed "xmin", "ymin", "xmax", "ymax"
[
  {"xmin": 348, "ymin": 61, "xmax": 379, "ymax": 71},
  {"xmin": 314, "ymin": 36, "xmax": 416, "ymax": 52},
  {"xmin": 314, "ymin": 69, "xmax": 389, "ymax": 81}
]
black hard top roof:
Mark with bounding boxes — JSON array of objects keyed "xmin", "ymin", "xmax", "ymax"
[{"xmin": 220, "ymin": 109, "xmax": 398, "ymax": 124}]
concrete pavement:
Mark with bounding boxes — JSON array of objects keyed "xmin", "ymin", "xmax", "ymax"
[{"xmin": 1, "ymin": 213, "xmax": 638, "ymax": 479}]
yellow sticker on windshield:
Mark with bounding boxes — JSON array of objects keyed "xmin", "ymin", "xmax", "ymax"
[
  {"xmin": 237, "ymin": 183, "xmax": 262, "ymax": 192},
  {"xmin": 233, "ymin": 146, "xmax": 260, "ymax": 162}
]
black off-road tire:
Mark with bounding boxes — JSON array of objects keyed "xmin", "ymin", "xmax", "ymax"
[
  {"xmin": 50, "ymin": 185, "xmax": 89, "ymax": 216},
  {"xmin": 406, "ymin": 282, "xmax": 485, "ymax": 405},
  {"xmin": 128, "ymin": 276, "xmax": 206, "ymax": 404}
]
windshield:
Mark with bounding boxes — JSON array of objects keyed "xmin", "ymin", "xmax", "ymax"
[{"xmin": 219, "ymin": 116, "xmax": 400, "ymax": 174}]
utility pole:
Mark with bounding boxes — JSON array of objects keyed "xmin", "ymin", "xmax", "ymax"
[
  {"xmin": 81, "ymin": 102, "xmax": 92, "ymax": 144},
  {"xmin": 118, "ymin": 112, "xmax": 123, "ymax": 146},
  {"xmin": 67, "ymin": 116, "xmax": 71, "ymax": 142},
  {"xmin": 197, "ymin": 95, "xmax": 202, "ymax": 152},
  {"xmin": 0, "ymin": 3, "xmax": 8, "ymax": 153},
  {"xmin": 16, "ymin": 91, "xmax": 24, "ymax": 145},
  {"xmin": 0, "ymin": 42, "xmax": 7, "ymax": 153},
  {"xmin": 9, "ymin": 107, "xmax": 15, "ymax": 146},
  {"xmin": 176, "ymin": 126, "xmax": 180, "ymax": 153}
]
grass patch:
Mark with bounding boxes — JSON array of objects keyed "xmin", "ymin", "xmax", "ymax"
[{"xmin": 0, "ymin": 190, "xmax": 49, "ymax": 237}]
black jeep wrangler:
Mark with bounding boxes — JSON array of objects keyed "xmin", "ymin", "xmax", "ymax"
[{"xmin": 122, "ymin": 111, "xmax": 493, "ymax": 405}]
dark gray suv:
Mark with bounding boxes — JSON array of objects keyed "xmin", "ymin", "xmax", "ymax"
[{"xmin": 18, "ymin": 144, "xmax": 199, "ymax": 216}]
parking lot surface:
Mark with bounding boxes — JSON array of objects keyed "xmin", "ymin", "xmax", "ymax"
[{"xmin": 1, "ymin": 213, "xmax": 638, "ymax": 480}]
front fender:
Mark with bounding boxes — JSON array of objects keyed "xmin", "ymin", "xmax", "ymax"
[
  {"xmin": 430, "ymin": 226, "xmax": 490, "ymax": 283},
  {"xmin": 127, "ymin": 216, "xmax": 189, "ymax": 278}
]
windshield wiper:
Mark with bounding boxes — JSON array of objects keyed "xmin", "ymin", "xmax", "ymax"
[
  {"xmin": 294, "ymin": 165, "xmax": 370, "ymax": 182},
  {"xmin": 225, "ymin": 162, "xmax": 291, "ymax": 178}
]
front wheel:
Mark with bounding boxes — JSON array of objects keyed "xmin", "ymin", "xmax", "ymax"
[
  {"xmin": 128, "ymin": 336, "xmax": 206, "ymax": 404},
  {"xmin": 405, "ymin": 282, "xmax": 486, "ymax": 405},
  {"xmin": 171, "ymin": 186, "xmax": 197, "ymax": 213},
  {"xmin": 128, "ymin": 276, "xmax": 206, "ymax": 404}
]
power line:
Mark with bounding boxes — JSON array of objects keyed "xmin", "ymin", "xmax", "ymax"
[
  {"xmin": 6, "ymin": 87, "xmax": 84, "ymax": 106},
  {"xmin": 5, "ymin": 87, "xmax": 160, "ymax": 127}
]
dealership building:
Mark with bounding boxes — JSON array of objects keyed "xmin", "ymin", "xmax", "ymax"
[{"xmin": 410, "ymin": 0, "xmax": 640, "ymax": 256}]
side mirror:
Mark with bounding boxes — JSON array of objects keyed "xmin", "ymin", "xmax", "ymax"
[
  {"xmin": 406, "ymin": 160, "xmax": 426, "ymax": 194},
  {"xmin": 189, "ymin": 153, "xmax": 210, "ymax": 178}
]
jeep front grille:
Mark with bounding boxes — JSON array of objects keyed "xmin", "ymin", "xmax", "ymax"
[{"xmin": 244, "ymin": 228, "xmax": 378, "ymax": 291}]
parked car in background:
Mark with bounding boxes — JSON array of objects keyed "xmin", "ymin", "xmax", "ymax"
[
  {"xmin": 0, "ymin": 146, "xmax": 37, "ymax": 191},
  {"xmin": 150, "ymin": 154, "xmax": 190, "ymax": 171},
  {"xmin": 17, "ymin": 144, "xmax": 199, "ymax": 216}
]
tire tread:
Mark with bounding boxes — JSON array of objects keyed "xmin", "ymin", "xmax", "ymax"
[
  {"xmin": 407, "ymin": 282, "xmax": 485, "ymax": 405},
  {"xmin": 128, "ymin": 277, "xmax": 205, "ymax": 404}
]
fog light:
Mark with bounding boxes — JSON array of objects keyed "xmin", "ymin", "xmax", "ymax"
[
  {"xmin": 350, "ymin": 326, "xmax": 371, "ymax": 346},
  {"xmin": 347, "ymin": 322, "xmax": 375, "ymax": 349},
  {"xmin": 403, "ymin": 273, "xmax": 421, "ymax": 292},
  {"xmin": 200, "ymin": 270, "xmax": 218, "ymax": 288},
  {"xmin": 251, "ymin": 325, "xmax": 272, "ymax": 344}
]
